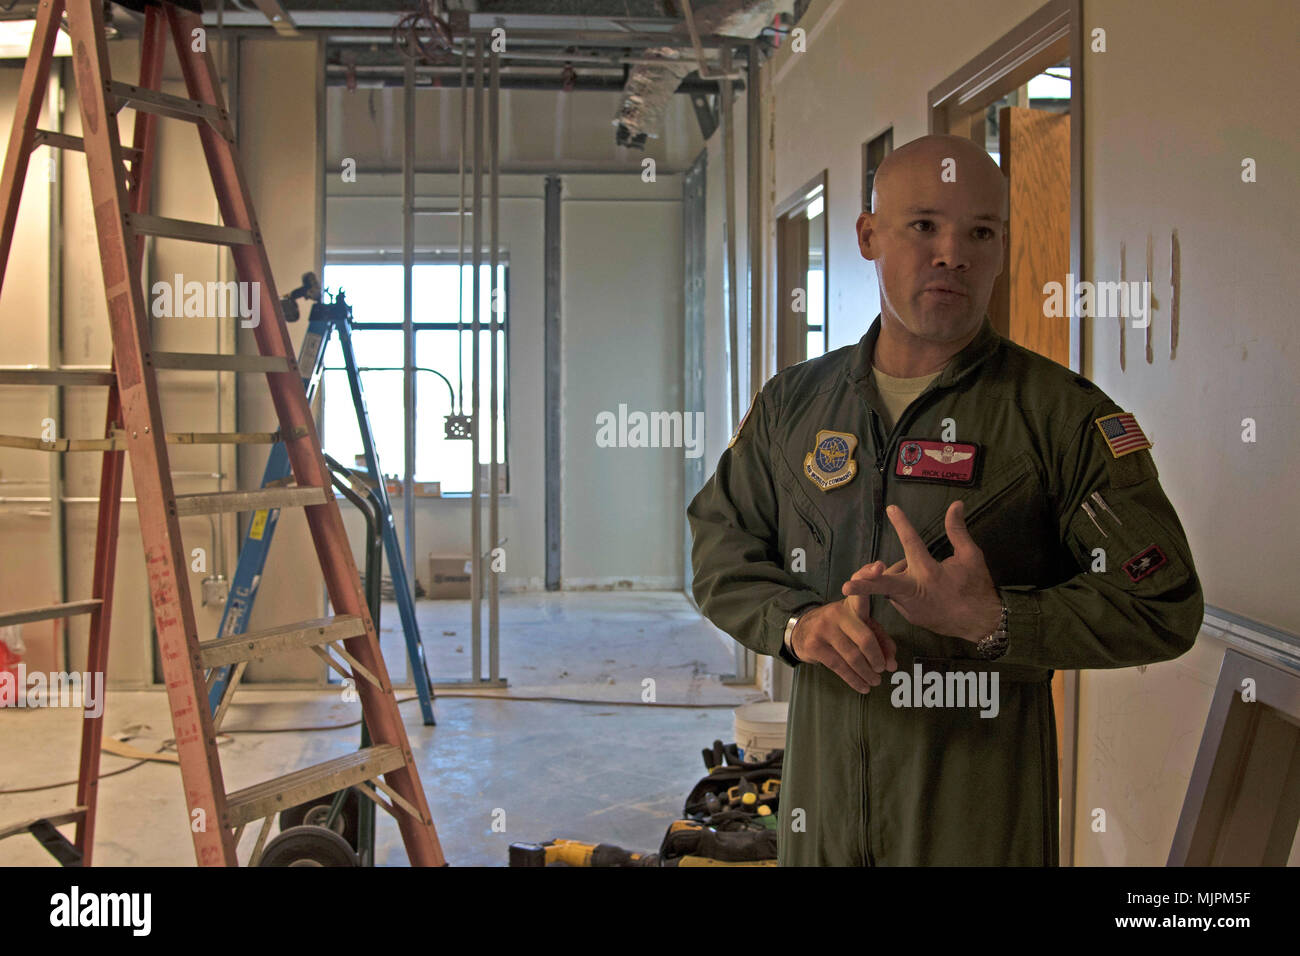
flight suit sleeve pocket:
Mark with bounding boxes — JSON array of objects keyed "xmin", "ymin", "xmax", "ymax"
[{"xmin": 1064, "ymin": 486, "xmax": 1191, "ymax": 594}]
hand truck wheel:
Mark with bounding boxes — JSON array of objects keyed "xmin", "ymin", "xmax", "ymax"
[{"xmin": 258, "ymin": 825, "xmax": 359, "ymax": 867}]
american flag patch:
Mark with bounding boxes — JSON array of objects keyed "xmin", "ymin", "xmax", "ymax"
[{"xmin": 1095, "ymin": 412, "xmax": 1152, "ymax": 458}]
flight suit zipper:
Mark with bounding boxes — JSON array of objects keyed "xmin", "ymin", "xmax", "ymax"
[
  {"xmin": 859, "ymin": 380, "xmax": 944, "ymax": 867},
  {"xmin": 860, "ymin": 409, "xmax": 888, "ymax": 866}
]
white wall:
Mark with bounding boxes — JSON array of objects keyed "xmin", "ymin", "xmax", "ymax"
[{"xmin": 1073, "ymin": 0, "xmax": 1299, "ymax": 865}]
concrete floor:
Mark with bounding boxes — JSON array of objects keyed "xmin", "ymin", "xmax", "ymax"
[{"xmin": 0, "ymin": 591, "xmax": 764, "ymax": 866}]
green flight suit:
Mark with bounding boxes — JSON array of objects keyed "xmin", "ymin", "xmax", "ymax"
[{"xmin": 687, "ymin": 316, "xmax": 1203, "ymax": 866}]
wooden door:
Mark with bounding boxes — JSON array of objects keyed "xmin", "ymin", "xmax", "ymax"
[
  {"xmin": 991, "ymin": 105, "xmax": 1071, "ymax": 362},
  {"xmin": 989, "ymin": 105, "xmax": 1071, "ymax": 778}
]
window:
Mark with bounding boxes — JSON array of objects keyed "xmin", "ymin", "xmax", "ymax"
[
  {"xmin": 318, "ymin": 262, "xmax": 507, "ymax": 494},
  {"xmin": 862, "ymin": 127, "xmax": 893, "ymax": 212}
]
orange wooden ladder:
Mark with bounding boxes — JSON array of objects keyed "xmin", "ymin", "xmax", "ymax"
[{"xmin": 0, "ymin": 0, "xmax": 444, "ymax": 866}]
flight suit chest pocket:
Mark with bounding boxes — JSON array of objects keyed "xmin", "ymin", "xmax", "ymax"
[
  {"xmin": 917, "ymin": 451, "xmax": 1054, "ymax": 583},
  {"xmin": 772, "ymin": 452, "xmax": 832, "ymax": 601}
]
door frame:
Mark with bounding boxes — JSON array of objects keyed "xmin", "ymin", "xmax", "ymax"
[
  {"xmin": 774, "ymin": 170, "xmax": 829, "ymax": 370},
  {"xmin": 926, "ymin": 0, "xmax": 1085, "ymax": 867}
]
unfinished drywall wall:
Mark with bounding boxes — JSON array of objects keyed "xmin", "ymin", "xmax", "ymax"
[
  {"xmin": 559, "ymin": 174, "xmax": 684, "ymax": 588},
  {"xmin": 0, "ymin": 36, "xmax": 322, "ymax": 687},
  {"xmin": 0, "ymin": 61, "xmax": 59, "ymax": 676},
  {"xmin": 235, "ymin": 37, "xmax": 326, "ymax": 683},
  {"xmin": 323, "ymin": 170, "xmax": 546, "ymax": 596},
  {"xmin": 323, "ymin": 169, "xmax": 685, "ymax": 592}
]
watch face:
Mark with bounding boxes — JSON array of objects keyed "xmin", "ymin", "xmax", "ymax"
[{"xmin": 978, "ymin": 634, "xmax": 1009, "ymax": 660}]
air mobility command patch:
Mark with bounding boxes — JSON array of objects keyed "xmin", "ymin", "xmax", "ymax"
[
  {"xmin": 803, "ymin": 429, "xmax": 858, "ymax": 491},
  {"xmin": 1095, "ymin": 412, "xmax": 1152, "ymax": 458},
  {"xmin": 894, "ymin": 438, "xmax": 979, "ymax": 485}
]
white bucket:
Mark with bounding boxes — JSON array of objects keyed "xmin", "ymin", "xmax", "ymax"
[{"xmin": 734, "ymin": 701, "xmax": 788, "ymax": 764}]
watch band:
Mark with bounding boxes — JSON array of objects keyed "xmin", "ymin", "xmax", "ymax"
[
  {"xmin": 975, "ymin": 604, "xmax": 1009, "ymax": 660},
  {"xmin": 782, "ymin": 613, "xmax": 804, "ymax": 665}
]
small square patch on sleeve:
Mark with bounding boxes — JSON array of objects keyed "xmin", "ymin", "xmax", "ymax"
[
  {"xmin": 1095, "ymin": 412, "xmax": 1152, "ymax": 458},
  {"xmin": 1122, "ymin": 544, "xmax": 1168, "ymax": 582}
]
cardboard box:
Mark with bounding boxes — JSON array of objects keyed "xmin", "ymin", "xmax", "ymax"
[
  {"xmin": 383, "ymin": 479, "xmax": 442, "ymax": 498},
  {"xmin": 428, "ymin": 554, "xmax": 472, "ymax": 599}
]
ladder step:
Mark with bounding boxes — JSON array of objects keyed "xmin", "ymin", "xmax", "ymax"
[
  {"xmin": 0, "ymin": 367, "xmax": 117, "ymax": 387},
  {"xmin": 0, "ymin": 600, "xmax": 102, "ymax": 628},
  {"xmin": 125, "ymin": 212, "xmax": 254, "ymax": 246},
  {"xmin": 174, "ymin": 485, "xmax": 329, "ymax": 517},
  {"xmin": 109, "ymin": 82, "xmax": 224, "ymax": 127},
  {"xmin": 224, "ymin": 745, "xmax": 406, "ymax": 829},
  {"xmin": 31, "ymin": 129, "xmax": 143, "ymax": 165},
  {"xmin": 153, "ymin": 352, "xmax": 292, "ymax": 374},
  {"xmin": 200, "ymin": 615, "xmax": 365, "ymax": 669}
]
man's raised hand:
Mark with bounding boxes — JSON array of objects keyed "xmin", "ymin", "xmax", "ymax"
[{"xmin": 840, "ymin": 500, "xmax": 1002, "ymax": 643}]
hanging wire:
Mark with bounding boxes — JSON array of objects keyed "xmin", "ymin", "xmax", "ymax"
[{"xmin": 393, "ymin": 0, "xmax": 454, "ymax": 63}]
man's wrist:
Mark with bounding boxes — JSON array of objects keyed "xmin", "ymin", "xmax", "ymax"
[
  {"xmin": 780, "ymin": 609, "xmax": 811, "ymax": 665},
  {"xmin": 963, "ymin": 590, "xmax": 1006, "ymax": 643}
]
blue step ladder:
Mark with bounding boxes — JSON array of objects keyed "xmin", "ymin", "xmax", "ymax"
[{"xmin": 206, "ymin": 280, "xmax": 437, "ymax": 726}]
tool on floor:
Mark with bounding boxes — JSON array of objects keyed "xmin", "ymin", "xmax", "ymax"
[
  {"xmin": 205, "ymin": 279, "xmax": 437, "ymax": 729},
  {"xmin": 508, "ymin": 839, "xmax": 659, "ymax": 868},
  {"xmin": 0, "ymin": 0, "xmax": 444, "ymax": 866}
]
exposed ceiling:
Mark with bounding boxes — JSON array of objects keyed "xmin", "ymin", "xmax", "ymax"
[{"xmin": 0, "ymin": 1, "xmax": 811, "ymax": 146}]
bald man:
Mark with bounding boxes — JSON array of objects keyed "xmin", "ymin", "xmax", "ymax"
[{"xmin": 688, "ymin": 134, "xmax": 1202, "ymax": 865}]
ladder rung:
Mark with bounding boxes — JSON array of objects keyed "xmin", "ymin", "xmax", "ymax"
[
  {"xmin": 0, "ymin": 434, "xmax": 118, "ymax": 452},
  {"xmin": 0, "ymin": 367, "xmax": 117, "ymax": 387},
  {"xmin": 200, "ymin": 615, "xmax": 365, "ymax": 669},
  {"xmin": 31, "ymin": 129, "xmax": 143, "ymax": 165},
  {"xmin": 174, "ymin": 485, "xmax": 329, "ymax": 517},
  {"xmin": 126, "ymin": 213, "xmax": 254, "ymax": 246},
  {"xmin": 0, "ymin": 807, "xmax": 89, "ymax": 843},
  {"xmin": 0, "ymin": 427, "xmax": 309, "ymax": 453},
  {"xmin": 0, "ymin": 600, "xmax": 102, "ymax": 628},
  {"xmin": 153, "ymin": 352, "xmax": 292, "ymax": 374},
  {"xmin": 164, "ymin": 426, "xmax": 309, "ymax": 446},
  {"xmin": 224, "ymin": 745, "xmax": 406, "ymax": 829},
  {"xmin": 109, "ymin": 82, "xmax": 225, "ymax": 127}
]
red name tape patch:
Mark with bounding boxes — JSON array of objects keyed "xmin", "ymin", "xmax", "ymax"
[
  {"xmin": 1122, "ymin": 544, "xmax": 1168, "ymax": 582},
  {"xmin": 894, "ymin": 439, "xmax": 979, "ymax": 485}
]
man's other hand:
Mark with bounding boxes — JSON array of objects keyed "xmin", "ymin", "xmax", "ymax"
[{"xmin": 791, "ymin": 596, "xmax": 898, "ymax": 694}]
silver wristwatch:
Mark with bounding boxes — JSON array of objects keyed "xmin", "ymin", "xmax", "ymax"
[{"xmin": 975, "ymin": 604, "xmax": 1009, "ymax": 660}]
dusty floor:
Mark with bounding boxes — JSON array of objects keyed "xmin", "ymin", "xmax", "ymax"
[{"xmin": 0, "ymin": 591, "xmax": 764, "ymax": 866}]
